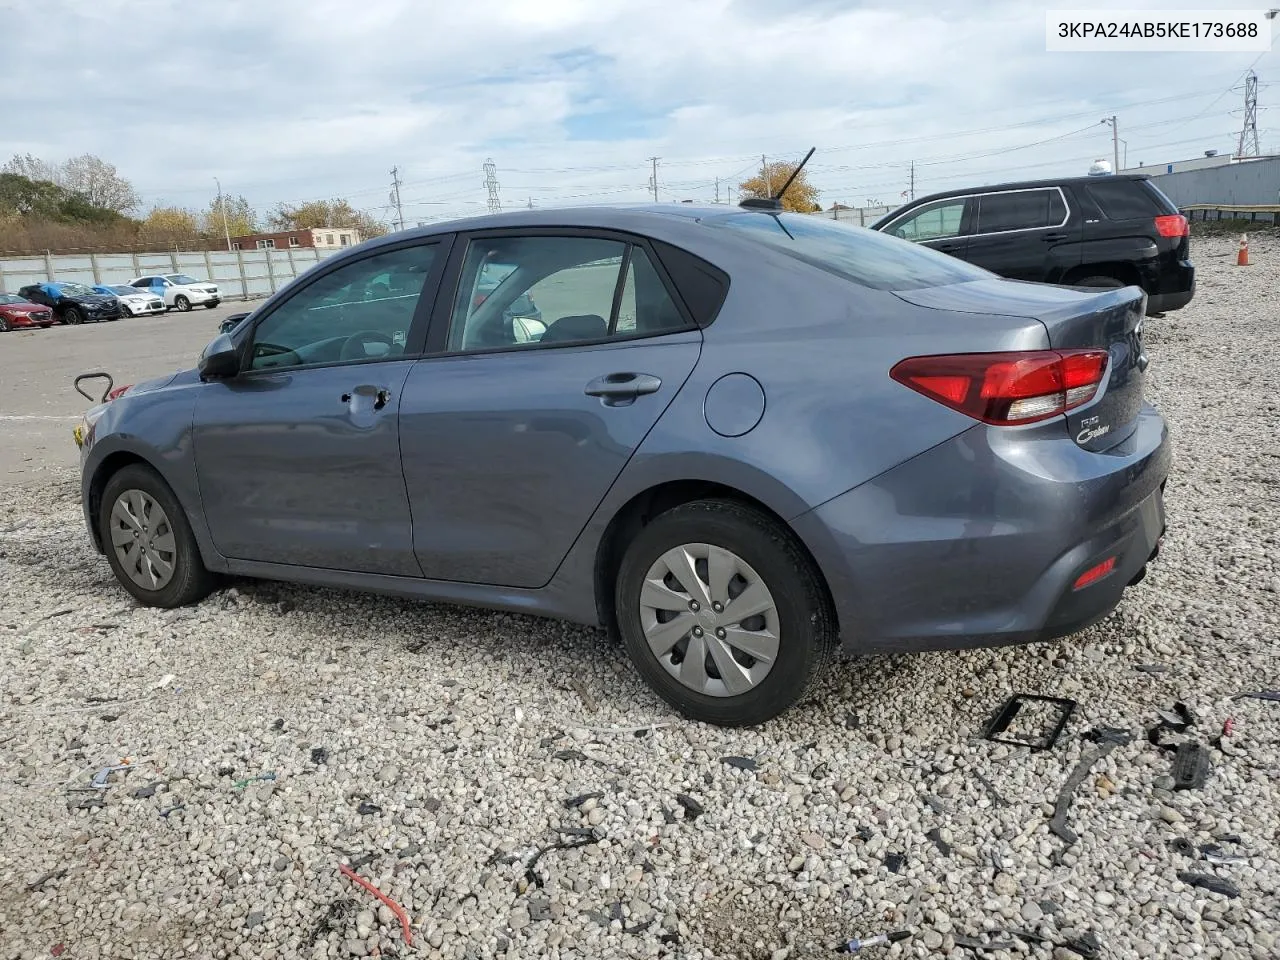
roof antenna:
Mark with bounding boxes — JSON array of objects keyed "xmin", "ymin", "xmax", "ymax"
[{"xmin": 739, "ymin": 147, "xmax": 816, "ymax": 211}]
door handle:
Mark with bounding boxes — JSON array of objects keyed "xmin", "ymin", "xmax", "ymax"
[
  {"xmin": 1043, "ymin": 233, "xmax": 1068, "ymax": 241},
  {"xmin": 342, "ymin": 385, "xmax": 391, "ymax": 411},
  {"xmin": 584, "ymin": 372, "xmax": 662, "ymax": 404}
]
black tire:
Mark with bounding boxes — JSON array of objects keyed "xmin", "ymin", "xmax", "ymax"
[
  {"xmin": 205, "ymin": 302, "xmax": 217, "ymax": 309},
  {"xmin": 1074, "ymin": 275, "xmax": 1126, "ymax": 289},
  {"xmin": 0, "ymin": 316, "xmax": 10, "ymax": 332},
  {"xmin": 175, "ymin": 295, "xmax": 191, "ymax": 312},
  {"xmin": 614, "ymin": 499, "xmax": 836, "ymax": 726},
  {"xmin": 64, "ymin": 306, "xmax": 84, "ymax": 325},
  {"xmin": 98, "ymin": 464, "xmax": 216, "ymax": 608}
]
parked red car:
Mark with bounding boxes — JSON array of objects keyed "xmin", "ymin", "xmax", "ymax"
[{"xmin": 0, "ymin": 292, "xmax": 58, "ymax": 330}]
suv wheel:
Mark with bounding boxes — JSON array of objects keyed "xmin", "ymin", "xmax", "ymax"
[
  {"xmin": 99, "ymin": 464, "xmax": 216, "ymax": 608},
  {"xmin": 174, "ymin": 295, "xmax": 191, "ymax": 312},
  {"xmin": 1075, "ymin": 275, "xmax": 1126, "ymax": 289},
  {"xmin": 64, "ymin": 306, "xmax": 84, "ymax": 325},
  {"xmin": 614, "ymin": 499, "xmax": 836, "ymax": 726}
]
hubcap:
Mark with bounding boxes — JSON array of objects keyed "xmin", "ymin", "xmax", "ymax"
[
  {"xmin": 109, "ymin": 490, "xmax": 177, "ymax": 590},
  {"xmin": 639, "ymin": 543, "xmax": 780, "ymax": 698}
]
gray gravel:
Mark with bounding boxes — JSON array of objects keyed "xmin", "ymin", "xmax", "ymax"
[{"xmin": 2, "ymin": 234, "xmax": 1278, "ymax": 959}]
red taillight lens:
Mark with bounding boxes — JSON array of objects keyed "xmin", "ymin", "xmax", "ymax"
[
  {"xmin": 1154, "ymin": 214, "xmax": 1188, "ymax": 238},
  {"xmin": 890, "ymin": 350, "xmax": 1109, "ymax": 425},
  {"xmin": 1073, "ymin": 556, "xmax": 1117, "ymax": 590},
  {"xmin": 473, "ymin": 293, "xmax": 488, "ymax": 308},
  {"xmin": 105, "ymin": 384, "xmax": 133, "ymax": 401}
]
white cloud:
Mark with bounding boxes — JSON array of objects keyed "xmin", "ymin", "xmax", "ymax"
[{"xmin": 1, "ymin": 0, "xmax": 1271, "ymax": 223}]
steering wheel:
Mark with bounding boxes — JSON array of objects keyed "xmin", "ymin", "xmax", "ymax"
[{"xmin": 339, "ymin": 330, "xmax": 395, "ymax": 362}]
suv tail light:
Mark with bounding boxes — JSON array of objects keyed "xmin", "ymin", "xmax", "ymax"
[
  {"xmin": 890, "ymin": 350, "xmax": 1109, "ymax": 425},
  {"xmin": 1154, "ymin": 214, "xmax": 1188, "ymax": 238},
  {"xmin": 105, "ymin": 384, "xmax": 133, "ymax": 401}
]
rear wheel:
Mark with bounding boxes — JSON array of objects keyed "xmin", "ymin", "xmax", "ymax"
[
  {"xmin": 0, "ymin": 316, "xmax": 10, "ymax": 332},
  {"xmin": 205, "ymin": 303, "xmax": 217, "ymax": 309},
  {"xmin": 615, "ymin": 499, "xmax": 836, "ymax": 726},
  {"xmin": 98, "ymin": 464, "xmax": 215, "ymax": 608},
  {"xmin": 1074, "ymin": 275, "xmax": 1126, "ymax": 289},
  {"xmin": 175, "ymin": 295, "xmax": 191, "ymax": 312},
  {"xmin": 64, "ymin": 306, "xmax": 84, "ymax": 325}
]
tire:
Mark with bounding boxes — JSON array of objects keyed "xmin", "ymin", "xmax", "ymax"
[
  {"xmin": 614, "ymin": 499, "xmax": 836, "ymax": 726},
  {"xmin": 175, "ymin": 295, "xmax": 191, "ymax": 312},
  {"xmin": 205, "ymin": 303, "xmax": 217, "ymax": 309},
  {"xmin": 1074, "ymin": 275, "xmax": 1126, "ymax": 289},
  {"xmin": 98, "ymin": 464, "xmax": 216, "ymax": 608},
  {"xmin": 0, "ymin": 316, "xmax": 10, "ymax": 332},
  {"xmin": 64, "ymin": 306, "xmax": 84, "ymax": 325}
]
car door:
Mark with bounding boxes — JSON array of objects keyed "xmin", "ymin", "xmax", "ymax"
[
  {"xmin": 399, "ymin": 230, "xmax": 702, "ymax": 588},
  {"xmin": 878, "ymin": 196, "xmax": 974, "ymax": 259},
  {"xmin": 963, "ymin": 187, "xmax": 1078, "ymax": 282},
  {"xmin": 191, "ymin": 237, "xmax": 449, "ymax": 575},
  {"xmin": 19, "ymin": 285, "xmax": 52, "ymax": 308}
]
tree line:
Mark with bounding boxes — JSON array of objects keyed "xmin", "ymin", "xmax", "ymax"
[{"xmin": 0, "ymin": 153, "xmax": 388, "ymax": 256}]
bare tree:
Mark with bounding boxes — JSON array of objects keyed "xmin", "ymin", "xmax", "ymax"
[
  {"xmin": 3, "ymin": 153, "xmax": 59, "ymax": 183},
  {"xmin": 59, "ymin": 154, "xmax": 140, "ymax": 213}
]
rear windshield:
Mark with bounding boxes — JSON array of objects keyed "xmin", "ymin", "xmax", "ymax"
[
  {"xmin": 1084, "ymin": 179, "xmax": 1172, "ymax": 220},
  {"xmin": 705, "ymin": 212, "xmax": 992, "ymax": 291}
]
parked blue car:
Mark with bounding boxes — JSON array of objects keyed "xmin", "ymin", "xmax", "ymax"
[{"xmin": 73, "ymin": 204, "xmax": 1169, "ymax": 725}]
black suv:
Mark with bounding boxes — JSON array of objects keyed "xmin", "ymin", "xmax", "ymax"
[
  {"xmin": 871, "ymin": 174, "xmax": 1194, "ymax": 315},
  {"xmin": 17, "ymin": 281, "xmax": 123, "ymax": 324}
]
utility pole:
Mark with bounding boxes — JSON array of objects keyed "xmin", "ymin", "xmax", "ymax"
[
  {"xmin": 714, "ymin": 177, "xmax": 720, "ymax": 204},
  {"xmin": 761, "ymin": 155, "xmax": 768, "ymax": 194},
  {"xmin": 527, "ymin": 196, "xmax": 534, "ymax": 210},
  {"xmin": 1238, "ymin": 70, "xmax": 1260, "ymax": 158},
  {"xmin": 1101, "ymin": 116, "xmax": 1120, "ymax": 172},
  {"xmin": 213, "ymin": 176, "xmax": 231, "ymax": 251},
  {"xmin": 648, "ymin": 157, "xmax": 660, "ymax": 202},
  {"xmin": 482, "ymin": 159, "xmax": 502, "ymax": 213},
  {"xmin": 909, "ymin": 161, "xmax": 915, "ymax": 202},
  {"xmin": 389, "ymin": 167, "xmax": 405, "ymax": 231}
]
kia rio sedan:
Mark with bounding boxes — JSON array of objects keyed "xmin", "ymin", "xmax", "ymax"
[{"xmin": 75, "ymin": 204, "xmax": 1169, "ymax": 726}]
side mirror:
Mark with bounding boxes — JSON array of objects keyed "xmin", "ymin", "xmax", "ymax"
[
  {"xmin": 198, "ymin": 333, "xmax": 240, "ymax": 381},
  {"xmin": 219, "ymin": 312, "xmax": 250, "ymax": 334}
]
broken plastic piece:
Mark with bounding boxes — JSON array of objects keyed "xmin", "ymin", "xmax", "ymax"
[
  {"xmin": 953, "ymin": 935, "xmax": 1015, "ymax": 952},
  {"xmin": 1177, "ymin": 871, "xmax": 1240, "ymax": 898},
  {"xmin": 982, "ymin": 694, "xmax": 1076, "ymax": 751},
  {"xmin": 837, "ymin": 931, "xmax": 911, "ymax": 952},
  {"xmin": 883, "ymin": 852, "xmax": 905, "ymax": 873},
  {"xmin": 925, "ymin": 827, "xmax": 952, "ymax": 857},
  {"xmin": 90, "ymin": 763, "xmax": 132, "ymax": 789},
  {"xmin": 1201, "ymin": 844, "xmax": 1247, "ymax": 865},
  {"xmin": 339, "ymin": 864, "xmax": 414, "ymax": 945},
  {"xmin": 1049, "ymin": 740, "xmax": 1123, "ymax": 845},
  {"xmin": 1083, "ymin": 726, "xmax": 1133, "ymax": 746},
  {"xmin": 1170, "ymin": 837, "xmax": 1197, "ymax": 858},
  {"xmin": 1172, "ymin": 742, "xmax": 1211, "ymax": 790},
  {"xmin": 310, "ymin": 747, "xmax": 329, "ymax": 765},
  {"xmin": 355, "ymin": 801, "xmax": 381, "ymax": 815},
  {"xmin": 1062, "ymin": 932, "xmax": 1102, "ymax": 959},
  {"xmin": 563, "ymin": 792, "xmax": 604, "ymax": 809},
  {"xmin": 232, "ymin": 772, "xmax": 276, "ymax": 791},
  {"xmin": 973, "ymin": 771, "xmax": 1007, "ymax": 807},
  {"xmin": 1134, "ymin": 663, "xmax": 1169, "ymax": 674},
  {"xmin": 675, "ymin": 794, "xmax": 704, "ymax": 821},
  {"xmin": 553, "ymin": 749, "xmax": 588, "ymax": 762},
  {"xmin": 722, "ymin": 756, "xmax": 758, "ymax": 771},
  {"xmin": 1232, "ymin": 689, "xmax": 1280, "ymax": 702}
]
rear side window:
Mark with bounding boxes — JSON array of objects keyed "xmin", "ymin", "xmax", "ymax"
[
  {"xmin": 650, "ymin": 240, "xmax": 730, "ymax": 326},
  {"xmin": 976, "ymin": 189, "xmax": 1066, "ymax": 233},
  {"xmin": 1085, "ymin": 180, "xmax": 1165, "ymax": 220},
  {"xmin": 707, "ymin": 212, "xmax": 991, "ymax": 291}
]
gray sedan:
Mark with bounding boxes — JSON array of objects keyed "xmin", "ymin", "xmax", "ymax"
[{"xmin": 74, "ymin": 203, "xmax": 1169, "ymax": 726}]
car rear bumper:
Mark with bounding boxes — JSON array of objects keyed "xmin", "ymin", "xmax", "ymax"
[
  {"xmin": 1144, "ymin": 259, "xmax": 1194, "ymax": 313},
  {"xmin": 791, "ymin": 404, "xmax": 1171, "ymax": 655}
]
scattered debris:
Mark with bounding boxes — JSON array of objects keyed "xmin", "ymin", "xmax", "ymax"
[
  {"xmin": 1061, "ymin": 932, "xmax": 1102, "ymax": 959},
  {"xmin": 568, "ymin": 722, "xmax": 675, "ymax": 736},
  {"xmin": 522, "ymin": 835, "xmax": 597, "ymax": 888},
  {"xmin": 923, "ymin": 794, "xmax": 952, "ymax": 816},
  {"xmin": 1201, "ymin": 842, "xmax": 1248, "ymax": 865},
  {"xmin": 272, "ymin": 719, "xmax": 285, "ymax": 731},
  {"xmin": 953, "ymin": 934, "xmax": 1015, "ymax": 952},
  {"xmin": 1049, "ymin": 738, "xmax": 1123, "ymax": 845},
  {"xmin": 232, "ymin": 772, "xmax": 277, "ymax": 790},
  {"xmin": 132, "ymin": 784, "xmax": 159, "ymax": 799},
  {"xmin": 973, "ymin": 771, "xmax": 1006, "ymax": 807},
  {"xmin": 310, "ymin": 746, "xmax": 329, "ymax": 765},
  {"xmin": 1083, "ymin": 726, "xmax": 1133, "ymax": 746},
  {"xmin": 338, "ymin": 864, "xmax": 414, "ymax": 946},
  {"xmin": 811, "ymin": 762, "xmax": 830, "ymax": 779},
  {"xmin": 1134, "ymin": 663, "xmax": 1170, "ymax": 675},
  {"xmin": 722, "ymin": 756, "xmax": 758, "ymax": 771},
  {"xmin": 150, "ymin": 674, "xmax": 175, "ymax": 690},
  {"xmin": 553, "ymin": 749, "xmax": 589, "ymax": 762},
  {"xmin": 624, "ymin": 917, "xmax": 655, "ymax": 935},
  {"xmin": 25, "ymin": 867, "xmax": 67, "ymax": 892},
  {"xmin": 90, "ymin": 762, "xmax": 133, "ymax": 789},
  {"xmin": 982, "ymin": 694, "xmax": 1076, "ymax": 751},
  {"xmin": 883, "ymin": 852, "xmax": 905, "ymax": 874},
  {"xmin": 1232, "ymin": 690, "xmax": 1280, "ymax": 702},
  {"xmin": 563, "ymin": 792, "xmax": 604, "ymax": 809},
  {"xmin": 675, "ymin": 794, "xmax": 704, "ymax": 821},
  {"xmin": 306, "ymin": 900, "xmax": 357, "ymax": 947},
  {"xmin": 925, "ymin": 827, "xmax": 952, "ymax": 857},
  {"xmin": 568, "ymin": 676, "xmax": 599, "ymax": 714},
  {"xmin": 539, "ymin": 732, "xmax": 565, "ymax": 748},
  {"xmin": 1148, "ymin": 702, "xmax": 1197, "ymax": 751},
  {"xmin": 1095, "ymin": 773, "xmax": 1117, "ymax": 798},
  {"xmin": 1177, "ymin": 872, "xmax": 1240, "ymax": 898},
  {"xmin": 1172, "ymin": 742, "xmax": 1211, "ymax": 790},
  {"xmin": 837, "ymin": 930, "xmax": 911, "ymax": 952},
  {"xmin": 1170, "ymin": 837, "xmax": 1197, "ymax": 858},
  {"xmin": 844, "ymin": 709, "xmax": 861, "ymax": 729},
  {"xmin": 159, "ymin": 804, "xmax": 185, "ymax": 818},
  {"xmin": 50, "ymin": 944, "xmax": 66, "ymax": 958},
  {"xmin": 356, "ymin": 801, "xmax": 381, "ymax": 816}
]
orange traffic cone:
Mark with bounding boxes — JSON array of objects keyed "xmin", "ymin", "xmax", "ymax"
[{"xmin": 1238, "ymin": 234, "xmax": 1250, "ymax": 266}]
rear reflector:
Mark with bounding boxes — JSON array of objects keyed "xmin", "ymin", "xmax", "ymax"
[
  {"xmin": 1073, "ymin": 556, "xmax": 1117, "ymax": 590},
  {"xmin": 105, "ymin": 384, "xmax": 133, "ymax": 401},
  {"xmin": 890, "ymin": 350, "xmax": 1109, "ymax": 425},
  {"xmin": 1154, "ymin": 214, "xmax": 1189, "ymax": 238}
]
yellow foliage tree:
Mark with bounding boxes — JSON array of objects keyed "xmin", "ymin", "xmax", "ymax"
[
  {"xmin": 738, "ymin": 160, "xmax": 821, "ymax": 213},
  {"xmin": 139, "ymin": 206, "xmax": 200, "ymax": 246}
]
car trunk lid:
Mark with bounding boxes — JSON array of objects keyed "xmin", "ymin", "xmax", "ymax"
[{"xmin": 894, "ymin": 277, "xmax": 1148, "ymax": 451}]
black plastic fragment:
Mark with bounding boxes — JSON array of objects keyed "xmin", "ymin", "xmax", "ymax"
[
  {"xmin": 973, "ymin": 771, "xmax": 1007, "ymax": 807},
  {"xmin": 563, "ymin": 792, "xmax": 604, "ymax": 809},
  {"xmin": 884, "ymin": 852, "xmax": 905, "ymax": 873},
  {"xmin": 1083, "ymin": 726, "xmax": 1134, "ymax": 746},
  {"xmin": 982, "ymin": 694, "xmax": 1076, "ymax": 751},
  {"xmin": 1135, "ymin": 663, "xmax": 1170, "ymax": 675},
  {"xmin": 1177, "ymin": 872, "xmax": 1240, "ymax": 898},
  {"xmin": 310, "ymin": 747, "xmax": 329, "ymax": 765},
  {"xmin": 811, "ymin": 762, "xmax": 830, "ymax": 780},
  {"xmin": 675, "ymin": 794, "xmax": 704, "ymax": 821},
  {"xmin": 356, "ymin": 801, "xmax": 381, "ymax": 815},
  {"xmin": 1232, "ymin": 689, "xmax": 1280, "ymax": 702},
  {"xmin": 132, "ymin": 784, "xmax": 159, "ymax": 799},
  {"xmin": 856, "ymin": 826, "xmax": 874, "ymax": 842},
  {"xmin": 1170, "ymin": 837, "xmax": 1197, "ymax": 858},
  {"xmin": 1049, "ymin": 740, "xmax": 1122, "ymax": 845},
  {"xmin": 553, "ymin": 749, "xmax": 588, "ymax": 762},
  {"xmin": 954, "ymin": 935, "xmax": 1015, "ymax": 951},
  {"xmin": 1062, "ymin": 931, "xmax": 1102, "ymax": 959},
  {"xmin": 925, "ymin": 827, "xmax": 952, "ymax": 857},
  {"xmin": 272, "ymin": 719, "xmax": 284, "ymax": 731},
  {"xmin": 844, "ymin": 709, "xmax": 861, "ymax": 729},
  {"xmin": 722, "ymin": 756, "xmax": 758, "ymax": 771},
  {"xmin": 1172, "ymin": 742, "xmax": 1211, "ymax": 790}
]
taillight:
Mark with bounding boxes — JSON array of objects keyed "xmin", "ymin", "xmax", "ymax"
[
  {"xmin": 105, "ymin": 384, "xmax": 133, "ymax": 401},
  {"xmin": 1073, "ymin": 556, "xmax": 1117, "ymax": 590},
  {"xmin": 1154, "ymin": 214, "xmax": 1188, "ymax": 238},
  {"xmin": 890, "ymin": 350, "xmax": 1109, "ymax": 425}
]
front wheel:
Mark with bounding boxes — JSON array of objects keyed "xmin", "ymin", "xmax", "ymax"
[
  {"xmin": 0, "ymin": 316, "xmax": 10, "ymax": 332},
  {"xmin": 615, "ymin": 499, "xmax": 836, "ymax": 726},
  {"xmin": 204, "ymin": 303, "xmax": 217, "ymax": 309},
  {"xmin": 1074, "ymin": 275, "xmax": 1126, "ymax": 289},
  {"xmin": 98, "ymin": 464, "xmax": 216, "ymax": 608},
  {"xmin": 175, "ymin": 295, "xmax": 191, "ymax": 312},
  {"xmin": 64, "ymin": 307, "xmax": 84, "ymax": 325}
]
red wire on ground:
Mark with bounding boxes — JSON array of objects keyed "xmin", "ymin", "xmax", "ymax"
[{"xmin": 339, "ymin": 863, "xmax": 414, "ymax": 947}]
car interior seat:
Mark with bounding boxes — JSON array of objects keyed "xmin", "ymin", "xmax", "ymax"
[{"xmin": 540, "ymin": 314, "xmax": 608, "ymax": 343}]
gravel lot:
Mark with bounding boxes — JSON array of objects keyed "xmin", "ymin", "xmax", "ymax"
[{"xmin": 1, "ymin": 235, "xmax": 1278, "ymax": 960}]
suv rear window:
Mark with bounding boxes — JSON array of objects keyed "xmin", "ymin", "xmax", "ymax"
[
  {"xmin": 977, "ymin": 189, "xmax": 1066, "ymax": 233},
  {"xmin": 1084, "ymin": 179, "xmax": 1167, "ymax": 220},
  {"xmin": 706, "ymin": 212, "xmax": 991, "ymax": 291}
]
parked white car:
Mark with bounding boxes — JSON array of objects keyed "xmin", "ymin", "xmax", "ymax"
[
  {"xmin": 127, "ymin": 274, "xmax": 221, "ymax": 311},
  {"xmin": 93, "ymin": 284, "xmax": 166, "ymax": 317}
]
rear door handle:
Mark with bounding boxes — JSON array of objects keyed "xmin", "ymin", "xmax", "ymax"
[
  {"xmin": 341, "ymin": 385, "xmax": 391, "ymax": 411},
  {"xmin": 584, "ymin": 372, "xmax": 662, "ymax": 405},
  {"xmin": 1043, "ymin": 233, "xmax": 1068, "ymax": 241}
]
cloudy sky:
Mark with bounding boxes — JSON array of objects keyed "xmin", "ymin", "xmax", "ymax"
[{"xmin": 1, "ymin": 0, "xmax": 1274, "ymax": 225}]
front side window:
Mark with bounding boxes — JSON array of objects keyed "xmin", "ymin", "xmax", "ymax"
[
  {"xmin": 884, "ymin": 198, "xmax": 968, "ymax": 242},
  {"xmin": 247, "ymin": 243, "xmax": 437, "ymax": 371},
  {"xmin": 976, "ymin": 189, "xmax": 1065, "ymax": 233},
  {"xmin": 447, "ymin": 236, "xmax": 686, "ymax": 352}
]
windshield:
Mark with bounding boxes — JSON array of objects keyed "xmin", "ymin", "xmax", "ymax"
[
  {"xmin": 0, "ymin": 293, "xmax": 26, "ymax": 305},
  {"xmin": 110, "ymin": 285, "xmax": 138, "ymax": 296},
  {"xmin": 705, "ymin": 212, "xmax": 992, "ymax": 291},
  {"xmin": 166, "ymin": 274, "xmax": 201, "ymax": 285},
  {"xmin": 58, "ymin": 282, "xmax": 96, "ymax": 296}
]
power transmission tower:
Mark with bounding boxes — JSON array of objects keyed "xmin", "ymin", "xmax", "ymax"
[
  {"xmin": 714, "ymin": 177, "xmax": 720, "ymax": 203},
  {"xmin": 1238, "ymin": 70, "xmax": 1261, "ymax": 157},
  {"xmin": 389, "ymin": 167, "xmax": 405, "ymax": 232},
  {"xmin": 761, "ymin": 155, "xmax": 768, "ymax": 194},
  {"xmin": 648, "ymin": 157, "xmax": 660, "ymax": 201},
  {"xmin": 909, "ymin": 161, "xmax": 915, "ymax": 201},
  {"xmin": 483, "ymin": 158, "xmax": 502, "ymax": 213},
  {"xmin": 527, "ymin": 197, "xmax": 534, "ymax": 209}
]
